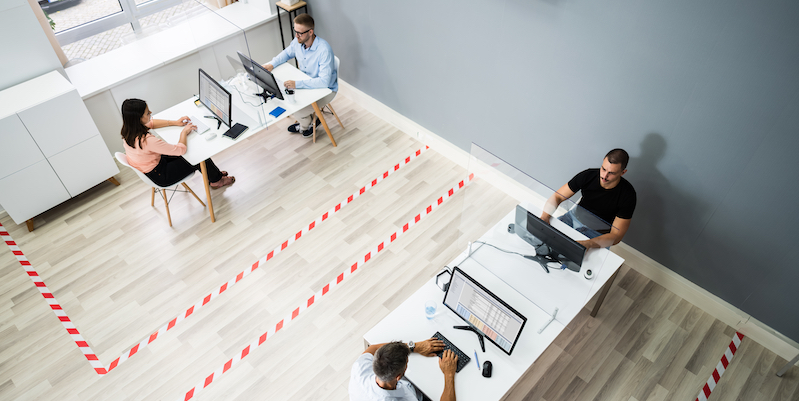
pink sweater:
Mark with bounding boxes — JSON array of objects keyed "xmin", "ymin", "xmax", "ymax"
[{"xmin": 123, "ymin": 134, "xmax": 187, "ymax": 173}]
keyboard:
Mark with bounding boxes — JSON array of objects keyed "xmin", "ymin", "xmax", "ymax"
[
  {"xmin": 189, "ymin": 115, "xmax": 210, "ymax": 134},
  {"xmin": 432, "ymin": 332, "xmax": 471, "ymax": 373}
]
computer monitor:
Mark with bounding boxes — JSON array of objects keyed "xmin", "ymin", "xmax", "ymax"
[
  {"xmin": 198, "ymin": 68, "xmax": 232, "ymax": 129},
  {"xmin": 236, "ymin": 51, "xmax": 284, "ymax": 101},
  {"xmin": 443, "ymin": 267, "xmax": 527, "ymax": 355},
  {"xmin": 513, "ymin": 205, "xmax": 587, "ymax": 271}
]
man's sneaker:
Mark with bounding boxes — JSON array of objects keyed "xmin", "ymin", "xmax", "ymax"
[
  {"xmin": 287, "ymin": 122, "xmax": 301, "ymax": 133},
  {"xmin": 301, "ymin": 127, "xmax": 314, "ymax": 138}
]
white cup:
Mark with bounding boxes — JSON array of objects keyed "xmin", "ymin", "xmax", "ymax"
[{"xmin": 284, "ymin": 89, "xmax": 296, "ymax": 103}]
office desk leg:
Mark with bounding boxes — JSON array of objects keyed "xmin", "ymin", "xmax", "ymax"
[
  {"xmin": 312, "ymin": 102, "xmax": 337, "ymax": 147},
  {"xmin": 26, "ymin": 218, "xmax": 34, "ymax": 232},
  {"xmin": 199, "ymin": 161, "xmax": 215, "ymax": 222},
  {"xmin": 276, "ymin": 4, "xmax": 285, "ymax": 51},
  {"xmin": 590, "ymin": 269, "xmax": 619, "ymax": 317},
  {"xmin": 777, "ymin": 353, "xmax": 799, "ymax": 377},
  {"xmin": 107, "ymin": 177, "xmax": 120, "ymax": 186}
]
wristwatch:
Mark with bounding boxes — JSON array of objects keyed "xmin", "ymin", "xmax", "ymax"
[{"xmin": 408, "ymin": 341, "xmax": 415, "ymax": 352}]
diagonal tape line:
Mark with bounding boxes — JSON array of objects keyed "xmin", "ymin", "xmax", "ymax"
[
  {"xmin": 695, "ymin": 331, "xmax": 744, "ymax": 401},
  {"xmin": 0, "ymin": 223, "xmax": 108, "ymax": 374},
  {"xmin": 1, "ymin": 147, "xmax": 429, "ymax": 376},
  {"xmin": 180, "ymin": 173, "xmax": 473, "ymax": 400},
  {"xmin": 105, "ymin": 146, "xmax": 428, "ymax": 374}
]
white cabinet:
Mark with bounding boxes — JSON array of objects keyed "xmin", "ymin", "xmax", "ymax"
[
  {"xmin": 17, "ymin": 89, "xmax": 97, "ymax": 158},
  {"xmin": 0, "ymin": 161, "xmax": 71, "ymax": 223},
  {"xmin": 0, "ymin": 71, "xmax": 119, "ymax": 230},
  {"xmin": 0, "ymin": 114, "xmax": 46, "ymax": 177}
]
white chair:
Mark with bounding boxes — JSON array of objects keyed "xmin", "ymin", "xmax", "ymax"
[
  {"xmin": 115, "ymin": 152, "xmax": 205, "ymax": 227},
  {"xmin": 312, "ymin": 56, "xmax": 345, "ymax": 142}
]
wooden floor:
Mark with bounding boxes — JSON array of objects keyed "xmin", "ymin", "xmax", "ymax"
[{"xmin": 1, "ymin": 95, "xmax": 798, "ymax": 400}]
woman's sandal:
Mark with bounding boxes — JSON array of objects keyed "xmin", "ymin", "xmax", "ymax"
[{"xmin": 210, "ymin": 175, "xmax": 235, "ymax": 189}]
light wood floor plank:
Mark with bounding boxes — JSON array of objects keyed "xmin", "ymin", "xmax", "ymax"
[{"xmin": 1, "ymin": 95, "xmax": 797, "ymax": 401}]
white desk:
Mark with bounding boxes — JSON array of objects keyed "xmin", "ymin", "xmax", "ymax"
[
  {"xmin": 152, "ymin": 63, "xmax": 334, "ymax": 222},
  {"xmin": 364, "ymin": 205, "xmax": 624, "ymax": 400},
  {"xmin": 464, "ymin": 202, "xmax": 623, "ymax": 324}
]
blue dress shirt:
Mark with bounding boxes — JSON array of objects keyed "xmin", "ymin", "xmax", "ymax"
[{"xmin": 269, "ymin": 36, "xmax": 338, "ymax": 92}]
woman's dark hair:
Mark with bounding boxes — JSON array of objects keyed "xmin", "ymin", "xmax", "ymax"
[{"xmin": 120, "ymin": 98, "xmax": 150, "ymax": 149}]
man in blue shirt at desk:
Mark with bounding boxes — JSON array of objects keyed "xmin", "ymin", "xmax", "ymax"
[{"xmin": 263, "ymin": 13, "xmax": 338, "ymax": 138}]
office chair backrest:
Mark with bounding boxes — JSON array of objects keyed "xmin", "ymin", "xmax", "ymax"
[{"xmin": 115, "ymin": 152, "xmax": 166, "ymax": 189}]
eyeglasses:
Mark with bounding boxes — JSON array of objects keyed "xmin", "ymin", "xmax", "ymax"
[{"xmin": 294, "ymin": 28, "xmax": 311, "ymax": 37}]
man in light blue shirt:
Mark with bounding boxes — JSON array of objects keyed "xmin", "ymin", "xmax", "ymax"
[{"xmin": 264, "ymin": 14, "xmax": 338, "ymax": 138}]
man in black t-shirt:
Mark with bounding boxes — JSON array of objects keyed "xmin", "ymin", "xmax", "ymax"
[{"xmin": 541, "ymin": 149, "xmax": 636, "ymax": 249}]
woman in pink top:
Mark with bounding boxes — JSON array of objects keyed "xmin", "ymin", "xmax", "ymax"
[{"xmin": 121, "ymin": 98, "xmax": 235, "ymax": 189}]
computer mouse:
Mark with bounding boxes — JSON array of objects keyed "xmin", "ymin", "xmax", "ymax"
[{"xmin": 482, "ymin": 361, "xmax": 492, "ymax": 377}]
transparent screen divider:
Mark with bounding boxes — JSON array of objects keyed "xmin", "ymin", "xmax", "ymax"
[
  {"xmin": 455, "ymin": 143, "xmax": 616, "ymax": 329},
  {"xmin": 141, "ymin": 1, "xmax": 271, "ymax": 133}
]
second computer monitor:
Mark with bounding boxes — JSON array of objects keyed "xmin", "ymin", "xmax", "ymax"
[
  {"xmin": 514, "ymin": 205, "xmax": 587, "ymax": 270},
  {"xmin": 236, "ymin": 51, "xmax": 284, "ymax": 100},
  {"xmin": 198, "ymin": 68, "xmax": 231, "ymax": 128},
  {"xmin": 443, "ymin": 267, "xmax": 527, "ymax": 355}
]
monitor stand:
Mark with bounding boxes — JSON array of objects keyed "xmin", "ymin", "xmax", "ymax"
[
  {"xmin": 453, "ymin": 325, "xmax": 485, "ymax": 352},
  {"xmin": 255, "ymin": 88, "xmax": 276, "ymax": 104},
  {"xmin": 204, "ymin": 114, "xmax": 224, "ymax": 130}
]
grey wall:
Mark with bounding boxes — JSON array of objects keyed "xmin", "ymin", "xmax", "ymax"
[{"xmin": 310, "ymin": 0, "xmax": 799, "ymax": 341}]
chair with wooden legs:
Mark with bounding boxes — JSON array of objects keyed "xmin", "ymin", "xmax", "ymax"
[
  {"xmin": 312, "ymin": 56, "xmax": 345, "ymax": 143},
  {"xmin": 115, "ymin": 152, "xmax": 205, "ymax": 227}
]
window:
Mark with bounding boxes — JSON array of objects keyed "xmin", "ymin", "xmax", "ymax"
[{"xmin": 41, "ymin": 0, "xmax": 203, "ymax": 61}]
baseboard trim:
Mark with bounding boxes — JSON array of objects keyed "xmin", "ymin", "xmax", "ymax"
[
  {"xmin": 338, "ymin": 80, "xmax": 471, "ymax": 170},
  {"xmin": 338, "ymin": 79, "xmax": 799, "ymax": 362},
  {"xmin": 611, "ymin": 242, "xmax": 799, "ymax": 359}
]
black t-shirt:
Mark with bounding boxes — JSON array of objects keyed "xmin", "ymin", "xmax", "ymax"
[{"xmin": 568, "ymin": 168, "xmax": 636, "ymax": 225}]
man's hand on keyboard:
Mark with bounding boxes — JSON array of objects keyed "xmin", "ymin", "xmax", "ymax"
[
  {"xmin": 414, "ymin": 339, "xmax": 445, "ymax": 357},
  {"xmin": 439, "ymin": 349, "xmax": 458, "ymax": 376}
]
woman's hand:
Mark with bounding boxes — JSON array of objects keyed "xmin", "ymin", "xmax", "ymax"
[
  {"xmin": 178, "ymin": 123, "xmax": 196, "ymax": 146},
  {"xmin": 180, "ymin": 123, "xmax": 197, "ymax": 135},
  {"xmin": 176, "ymin": 116, "xmax": 191, "ymax": 126}
]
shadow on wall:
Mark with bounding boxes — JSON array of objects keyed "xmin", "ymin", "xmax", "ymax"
[
  {"xmin": 623, "ymin": 133, "xmax": 712, "ymax": 276},
  {"xmin": 316, "ymin": 0, "xmax": 400, "ymax": 109}
]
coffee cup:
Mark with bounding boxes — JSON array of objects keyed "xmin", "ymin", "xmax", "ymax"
[{"xmin": 284, "ymin": 88, "xmax": 295, "ymax": 103}]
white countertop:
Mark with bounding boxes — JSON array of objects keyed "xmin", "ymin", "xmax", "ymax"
[{"xmin": 65, "ymin": 3, "xmax": 275, "ymax": 99}]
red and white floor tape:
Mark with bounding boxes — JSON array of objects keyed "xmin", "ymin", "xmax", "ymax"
[
  {"xmin": 1, "ymin": 223, "xmax": 107, "ymax": 374},
  {"xmin": 1, "ymin": 147, "xmax": 428, "ymax": 376},
  {"xmin": 696, "ymin": 331, "xmax": 744, "ymax": 401},
  {"xmin": 181, "ymin": 173, "xmax": 473, "ymax": 401},
  {"xmin": 104, "ymin": 146, "xmax": 429, "ymax": 374}
]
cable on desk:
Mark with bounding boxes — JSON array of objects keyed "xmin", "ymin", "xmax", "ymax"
[
  {"xmin": 234, "ymin": 85, "xmax": 265, "ymax": 108},
  {"xmin": 472, "ymin": 241, "xmax": 565, "ymax": 274},
  {"xmin": 473, "ymin": 241, "xmax": 530, "ymax": 258}
]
